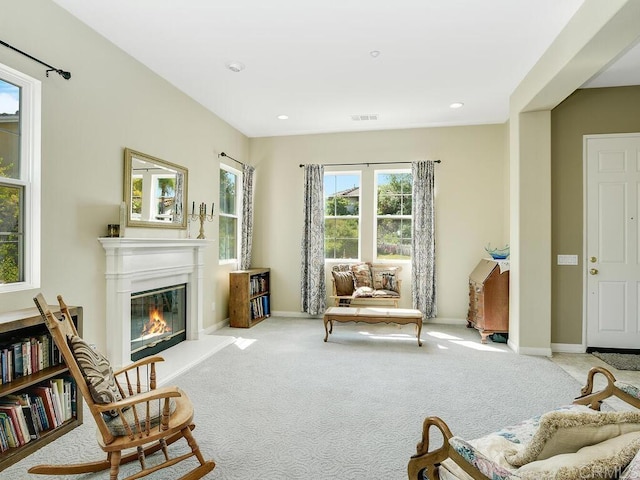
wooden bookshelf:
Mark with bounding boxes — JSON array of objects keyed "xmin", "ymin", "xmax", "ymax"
[
  {"xmin": 229, "ymin": 268, "xmax": 271, "ymax": 328},
  {"xmin": 0, "ymin": 304, "xmax": 83, "ymax": 471}
]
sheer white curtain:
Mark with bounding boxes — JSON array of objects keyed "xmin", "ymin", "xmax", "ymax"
[
  {"xmin": 300, "ymin": 164, "xmax": 326, "ymax": 315},
  {"xmin": 240, "ymin": 164, "xmax": 255, "ymax": 270},
  {"xmin": 411, "ymin": 160, "xmax": 437, "ymax": 318}
]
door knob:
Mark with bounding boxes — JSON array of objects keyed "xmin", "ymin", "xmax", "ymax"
[{"xmin": 589, "ymin": 268, "xmax": 599, "ymax": 275}]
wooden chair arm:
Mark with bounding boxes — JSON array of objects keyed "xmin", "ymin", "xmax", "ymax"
[
  {"xmin": 113, "ymin": 356, "xmax": 165, "ymax": 396},
  {"xmin": 573, "ymin": 366, "xmax": 617, "ymax": 410},
  {"xmin": 113, "ymin": 356, "xmax": 165, "ymax": 376},
  {"xmin": 93, "ymin": 385, "xmax": 182, "ymax": 413},
  {"xmin": 574, "ymin": 366, "xmax": 640, "ymax": 410},
  {"xmin": 408, "ymin": 416, "xmax": 453, "ymax": 480}
]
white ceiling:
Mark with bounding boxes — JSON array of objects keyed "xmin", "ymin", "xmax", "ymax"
[{"xmin": 50, "ymin": 0, "xmax": 640, "ymax": 138}]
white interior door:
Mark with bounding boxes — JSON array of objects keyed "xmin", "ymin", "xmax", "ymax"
[{"xmin": 586, "ymin": 133, "xmax": 640, "ymax": 349}]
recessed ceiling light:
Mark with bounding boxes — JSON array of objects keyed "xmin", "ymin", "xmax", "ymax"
[
  {"xmin": 226, "ymin": 61, "xmax": 245, "ymax": 73},
  {"xmin": 449, "ymin": 102, "xmax": 464, "ymax": 109},
  {"xmin": 369, "ymin": 50, "xmax": 381, "ymax": 58},
  {"xmin": 277, "ymin": 114, "xmax": 289, "ymax": 120}
]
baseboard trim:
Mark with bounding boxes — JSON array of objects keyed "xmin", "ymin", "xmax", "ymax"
[
  {"xmin": 511, "ymin": 343, "xmax": 553, "ymax": 357},
  {"xmin": 426, "ymin": 317, "xmax": 467, "ymax": 326},
  {"xmin": 272, "ymin": 310, "xmax": 322, "ymax": 319},
  {"xmin": 552, "ymin": 343, "xmax": 586, "ymax": 354},
  {"xmin": 202, "ymin": 318, "xmax": 229, "ymax": 334}
]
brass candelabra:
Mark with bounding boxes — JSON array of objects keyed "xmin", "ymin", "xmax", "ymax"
[{"xmin": 189, "ymin": 202, "xmax": 214, "ymax": 239}]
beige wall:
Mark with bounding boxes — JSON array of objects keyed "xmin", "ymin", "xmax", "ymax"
[
  {"xmin": 551, "ymin": 86, "xmax": 640, "ymax": 344},
  {"xmin": 0, "ymin": 0, "xmax": 248, "ymax": 351},
  {"xmin": 507, "ymin": 0, "xmax": 640, "ymax": 354},
  {"xmin": 250, "ymin": 124, "xmax": 508, "ymax": 319}
]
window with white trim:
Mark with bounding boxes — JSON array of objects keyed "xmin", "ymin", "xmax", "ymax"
[
  {"xmin": 324, "ymin": 172, "xmax": 360, "ymax": 260},
  {"xmin": 219, "ymin": 164, "xmax": 240, "ymax": 262},
  {"xmin": 375, "ymin": 170, "xmax": 412, "ymax": 260},
  {"xmin": 0, "ymin": 63, "xmax": 41, "ymax": 292}
]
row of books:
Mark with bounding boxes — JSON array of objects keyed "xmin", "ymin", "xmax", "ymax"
[
  {"xmin": 0, "ymin": 332, "xmax": 64, "ymax": 385},
  {"xmin": 250, "ymin": 295, "xmax": 270, "ymax": 320},
  {"xmin": 0, "ymin": 377, "xmax": 76, "ymax": 452},
  {"xmin": 250, "ymin": 274, "xmax": 269, "ymax": 296}
]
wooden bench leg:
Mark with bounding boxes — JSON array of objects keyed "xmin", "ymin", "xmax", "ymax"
[{"xmin": 323, "ymin": 318, "xmax": 332, "ymax": 342}]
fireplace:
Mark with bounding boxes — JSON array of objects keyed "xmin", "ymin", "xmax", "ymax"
[
  {"xmin": 99, "ymin": 238, "xmax": 212, "ymax": 369},
  {"xmin": 131, "ymin": 284, "xmax": 187, "ymax": 361}
]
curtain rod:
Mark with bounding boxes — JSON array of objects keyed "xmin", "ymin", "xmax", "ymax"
[
  {"xmin": 0, "ymin": 39, "xmax": 71, "ymax": 79},
  {"xmin": 298, "ymin": 160, "xmax": 441, "ymax": 168},
  {"xmin": 218, "ymin": 151, "xmax": 246, "ymax": 167}
]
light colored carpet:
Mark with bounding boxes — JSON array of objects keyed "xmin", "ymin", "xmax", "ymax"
[
  {"xmin": 5, "ymin": 318, "xmax": 587, "ymax": 480},
  {"xmin": 592, "ymin": 351, "xmax": 640, "ymax": 371}
]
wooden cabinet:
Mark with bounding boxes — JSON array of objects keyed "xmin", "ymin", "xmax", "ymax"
[
  {"xmin": 0, "ymin": 305, "xmax": 83, "ymax": 471},
  {"xmin": 229, "ymin": 268, "xmax": 271, "ymax": 328},
  {"xmin": 467, "ymin": 259, "xmax": 509, "ymax": 343}
]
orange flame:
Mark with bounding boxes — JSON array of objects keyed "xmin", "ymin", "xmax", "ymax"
[{"xmin": 142, "ymin": 308, "xmax": 172, "ymax": 336}]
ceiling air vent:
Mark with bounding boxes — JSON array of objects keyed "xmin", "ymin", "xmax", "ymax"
[{"xmin": 351, "ymin": 114, "xmax": 379, "ymax": 121}]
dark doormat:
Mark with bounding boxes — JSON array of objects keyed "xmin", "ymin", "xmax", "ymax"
[{"xmin": 592, "ymin": 351, "xmax": 640, "ymax": 371}]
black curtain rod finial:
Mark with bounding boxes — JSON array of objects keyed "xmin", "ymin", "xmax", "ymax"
[
  {"xmin": 47, "ymin": 68, "xmax": 71, "ymax": 80},
  {"xmin": 1, "ymin": 39, "xmax": 71, "ymax": 80},
  {"xmin": 218, "ymin": 151, "xmax": 246, "ymax": 167}
]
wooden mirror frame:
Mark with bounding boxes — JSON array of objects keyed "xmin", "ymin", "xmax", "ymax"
[{"xmin": 123, "ymin": 148, "xmax": 188, "ymax": 229}]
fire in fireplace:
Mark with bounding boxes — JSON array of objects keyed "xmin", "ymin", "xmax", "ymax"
[{"xmin": 130, "ymin": 284, "xmax": 187, "ymax": 361}]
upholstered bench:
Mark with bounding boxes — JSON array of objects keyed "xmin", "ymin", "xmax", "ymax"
[
  {"xmin": 323, "ymin": 306, "xmax": 422, "ymax": 346},
  {"xmin": 408, "ymin": 366, "xmax": 640, "ymax": 480}
]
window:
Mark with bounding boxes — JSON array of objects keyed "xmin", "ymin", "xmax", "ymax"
[
  {"xmin": 0, "ymin": 63, "xmax": 40, "ymax": 292},
  {"xmin": 219, "ymin": 165, "xmax": 240, "ymax": 262},
  {"xmin": 376, "ymin": 171, "xmax": 412, "ymax": 260},
  {"xmin": 324, "ymin": 173, "xmax": 360, "ymax": 260}
]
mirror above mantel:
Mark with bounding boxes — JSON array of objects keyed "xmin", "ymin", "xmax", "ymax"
[{"xmin": 123, "ymin": 148, "xmax": 188, "ymax": 229}]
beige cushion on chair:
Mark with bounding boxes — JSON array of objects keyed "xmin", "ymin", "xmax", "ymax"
[
  {"xmin": 370, "ymin": 266, "xmax": 400, "ymax": 293},
  {"xmin": 68, "ymin": 335, "xmax": 123, "ymax": 416},
  {"xmin": 351, "ymin": 263, "xmax": 373, "ymax": 288},
  {"xmin": 332, "ymin": 270, "xmax": 355, "ymax": 296},
  {"xmin": 516, "ymin": 431, "xmax": 640, "ymax": 480},
  {"xmin": 505, "ymin": 410, "xmax": 640, "ymax": 466}
]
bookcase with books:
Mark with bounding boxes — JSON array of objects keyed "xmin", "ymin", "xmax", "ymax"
[
  {"xmin": 229, "ymin": 268, "xmax": 271, "ymax": 328},
  {"xmin": 0, "ymin": 304, "xmax": 83, "ymax": 471}
]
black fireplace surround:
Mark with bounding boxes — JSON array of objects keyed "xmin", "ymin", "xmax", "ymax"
[{"xmin": 130, "ymin": 284, "xmax": 187, "ymax": 361}]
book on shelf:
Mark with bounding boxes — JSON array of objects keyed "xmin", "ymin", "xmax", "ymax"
[
  {"xmin": 0, "ymin": 412, "xmax": 16, "ymax": 449},
  {"xmin": 29, "ymin": 394, "xmax": 50, "ymax": 431},
  {"xmin": 11, "ymin": 342, "xmax": 23, "ymax": 380},
  {"xmin": 3, "ymin": 393, "xmax": 41, "ymax": 440},
  {"xmin": 0, "ymin": 398, "xmax": 34, "ymax": 445},
  {"xmin": 0, "ymin": 348, "xmax": 13, "ymax": 383},
  {"xmin": 62, "ymin": 378, "xmax": 73, "ymax": 421},
  {"xmin": 49, "ymin": 378, "xmax": 65, "ymax": 425},
  {"xmin": 26, "ymin": 385, "xmax": 59, "ymax": 429},
  {"xmin": 0, "ymin": 403, "xmax": 28, "ymax": 447},
  {"xmin": 0, "ymin": 330, "xmax": 65, "ymax": 386},
  {"xmin": 0, "ymin": 414, "xmax": 8, "ymax": 452}
]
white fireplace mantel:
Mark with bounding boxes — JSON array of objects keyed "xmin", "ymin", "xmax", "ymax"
[{"xmin": 99, "ymin": 237, "xmax": 212, "ymax": 369}]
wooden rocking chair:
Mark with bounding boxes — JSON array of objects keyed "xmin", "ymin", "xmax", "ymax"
[{"xmin": 31, "ymin": 293, "xmax": 215, "ymax": 480}]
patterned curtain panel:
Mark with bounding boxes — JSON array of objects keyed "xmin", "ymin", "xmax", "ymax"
[
  {"xmin": 300, "ymin": 164, "xmax": 326, "ymax": 315},
  {"xmin": 411, "ymin": 160, "xmax": 437, "ymax": 318},
  {"xmin": 240, "ymin": 164, "xmax": 255, "ymax": 270},
  {"xmin": 173, "ymin": 172, "xmax": 184, "ymax": 224}
]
